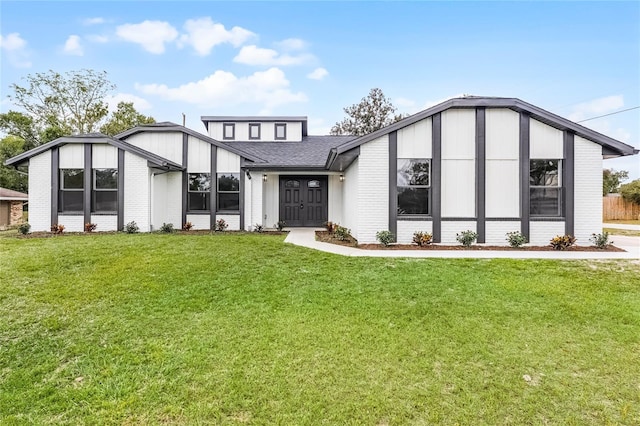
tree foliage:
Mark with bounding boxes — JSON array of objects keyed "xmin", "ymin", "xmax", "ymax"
[
  {"xmin": 602, "ymin": 168, "xmax": 629, "ymax": 195},
  {"xmin": 100, "ymin": 102, "xmax": 155, "ymax": 136},
  {"xmin": 619, "ymin": 179, "xmax": 640, "ymax": 205},
  {"xmin": 330, "ymin": 88, "xmax": 405, "ymax": 136},
  {"xmin": 0, "ymin": 135, "xmax": 28, "ymax": 192}
]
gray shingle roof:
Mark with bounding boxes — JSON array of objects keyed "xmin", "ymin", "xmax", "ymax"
[{"xmin": 229, "ymin": 135, "xmax": 357, "ymax": 168}]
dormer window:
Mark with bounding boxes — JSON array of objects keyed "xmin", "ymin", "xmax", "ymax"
[
  {"xmin": 275, "ymin": 123, "xmax": 287, "ymax": 140},
  {"xmin": 249, "ymin": 123, "xmax": 261, "ymax": 140},
  {"xmin": 223, "ymin": 123, "xmax": 235, "ymax": 140}
]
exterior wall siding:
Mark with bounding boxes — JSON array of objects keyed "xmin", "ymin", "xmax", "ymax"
[
  {"xmin": 529, "ymin": 221, "xmax": 565, "ymax": 245},
  {"xmin": 441, "ymin": 221, "xmax": 477, "ymax": 244},
  {"xmin": 186, "ymin": 214, "xmax": 210, "ymax": 230},
  {"xmin": 217, "ymin": 150, "xmax": 240, "ymax": 173},
  {"xmin": 357, "ymin": 135, "xmax": 388, "ymax": 243},
  {"xmin": 125, "ymin": 132, "xmax": 183, "ymax": 165},
  {"xmin": 574, "ymin": 136, "xmax": 602, "ymax": 244},
  {"xmin": 58, "ymin": 144, "xmax": 84, "ymax": 168},
  {"xmin": 28, "ymin": 151, "xmax": 52, "ymax": 232},
  {"xmin": 486, "ymin": 108, "xmax": 520, "ymax": 218},
  {"xmin": 485, "ymin": 221, "xmax": 521, "ymax": 245},
  {"xmin": 123, "ymin": 152, "xmax": 150, "ymax": 232},
  {"xmin": 217, "ymin": 214, "xmax": 240, "ymax": 230},
  {"xmin": 397, "ymin": 117, "xmax": 432, "ymax": 158},
  {"xmin": 342, "ymin": 158, "xmax": 359, "ymax": 239},
  {"xmin": 92, "ymin": 144, "xmax": 118, "ymax": 169},
  {"xmin": 187, "ymin": 136, "xmax": 211, "ymax": 173},
  {"xmin": 263, "ymin": 174, "xmax": 279, "ymax": 228},
  {"xmin": 58, "ymin": 214, "xmax": 84, "ymax": 232},
  {"xmin": 208, "ymin": 121, "xmax": 303, "ymax": 142},
  {"xmin": 328, "ymin": 174, "xmax": 343, "ymax": 225},
  {"xmin": 250, "ymin": 175, "xmax": 263, "ymax": 228},
  {"xmin": 530, "ymin": 119, "xmax": 563, "ymax": 159},
  {"xmin": 397, "ymin": 221, "xmax": 433, "ymax": 244},
  {"xmin": 90, "ymin": 214, "xmax": 118, "ymax": 231}
]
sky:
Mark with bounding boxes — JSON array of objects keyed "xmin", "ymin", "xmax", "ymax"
[{"xmin": 1, "ymin": 1, "xmax": 639, "ymax": 178}]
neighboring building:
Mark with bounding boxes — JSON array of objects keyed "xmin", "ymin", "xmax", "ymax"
[
  {"xmin": 5, "ymin": 97, "xmax": 638, "ymax": 244},
  {"xmin": 0, "ymin": 187, "xmax": 28, "ymax": 228}
]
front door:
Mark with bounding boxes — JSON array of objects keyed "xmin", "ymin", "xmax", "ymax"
[{"xmin": 279, "ymin": 176, "xmax": 328, "ymax": 227}]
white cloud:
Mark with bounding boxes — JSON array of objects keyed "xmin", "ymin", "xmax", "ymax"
[
  {"xmin": 178, "ymin": 17, "xmax": 254, "ymax": 56},
  {"xmin": 276, "ymin": 38, "xmax": 306, "ymax": 51},
  {"xmin": 105, "ymin": 93, "xmax": 152, "ymax": 112},
  {"xmin": 567, "ymin": 95, "xmax": 625, "ymax": 122},
  {"xmin": 0, "ymin": 32, "xmax": 31, "ymax": 67},
  {"xmin": 82, "ymin": 17, "xmax": 106, "ymax": 26},
  {"xmin": 63, "ymin": 35, "xmax": 83, "ymax": 56},
  {"xmin": 116, "ymin": 20, "xmax": 178, "ymax": 54},
  {"xmin": 135, "ymin": 67, "xmax": 307, "ymax": 110},
  {"xmin": 86, "ymin": 34, "xmax": 109, "ymax": 43},
  {"xmin": 307, "ymin": 67, "xmax": 328, "ymax": 81},
  {"xmin": 233, "ymin": 45, "xmax": 314, "ymax": 66}
]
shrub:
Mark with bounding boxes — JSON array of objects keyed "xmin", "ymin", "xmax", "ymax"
[
  {"xmin": 215, "ymin": 219, "xmax": 228, "ymax": 232},
  {"xmin": 17, "ymin": 223, "xmax": 31, "ymax": 235},
  {"xmin": 274, "ymin": 220, "xmax": 286, "ymax": 232},
  {"xmin": 334, "ymin": 225, "xmax": 352, "ymax": 241},
  {"xmin": 376, "ymin": 230, "xmax": 394, "ymax": 246},
  {"xmin": 324, "ymin": 221, "xmax": 335, "ymax": 233},
  {"xmin": 124, "ymin": 221, "xmax": 139, "ymax": 234},
  {"xmin": 84, "ymin": 222, "xmax": 97, "ymax": 233},
  {"xmin": 182, "ymin": 222, "xmax": 193, "ymax": 231},
  {"xmin": 50, "ymin": 224, "xmax": 65, "ymax": 234},
  {"xmin": 506, "ymin": 231, "xmax": 527, "ymax": 248},
  {"xmin": 253, "ymin": 224, "xmax": 264, "ymax": 233},
  {"xmin": 590, "ymin": 232, "xmax": 613, "ymax": 249},
  {"xmin": 412, "ymin": 231, "xmax": 433, "ymax": 246},
  {"xmin": 160, "ymin": 223, "xmax": 174, "ymax": 233},
  {"xmin": 456, "ymin": 230, "xmax": 477, "ymax": 247},
  {"xmin": 549, "ymin": 234, "xmax": 576, "ymax": 250},
  {"xmin": 620, "ymin": 179, "xmax": 640, "ymax": 205}
]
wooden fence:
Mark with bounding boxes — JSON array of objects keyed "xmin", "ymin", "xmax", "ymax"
[{"xmin": 603, "ymin": 195, "xmax": 640, "ymax": 220}]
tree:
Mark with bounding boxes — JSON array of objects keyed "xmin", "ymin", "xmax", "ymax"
[
  {"xmin": 620, "ymin": 179, "xmax": 640, "ymax": 205},
  {"xmin": 330, "ymin": 88, "xmax": 405, "ymax": 136},
  {"xmin": 100, "ymin": 102, "xmax": 155, "ymax": 136},
  {"xmin": 8, "ymin": 69, "xmax": 116, "ymax": 136},
  {"xmin": 0, "ymin": 135, "xmax": 28, "ymax": 192},
  {"xmin": 602, "ymin": 168, "xmax": 629, "ymax": 195}
]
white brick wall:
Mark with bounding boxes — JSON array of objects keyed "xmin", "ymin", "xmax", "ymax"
[
  {"xmin": 357, "ymin": 135, "xmax": 388, "ymax": 243},
  {"xmin": 58, "ymin": 214, "xmax": 84, "ymax": 232},
  {"xmin": 574, "ymin": 136, "xmax": 602, "ymax": 244},
  {"xmin": 342, "ymin": 159, "xmax": 359, "ymax": 239},
  {"xmin": 90, "ymin": 215, "xmax": 118, "ymax": 231},
  {"xmin": 124, "ymin": 152, "xmax": 150, "ymax": 232},
  {"xmin": 250, "ymin": 176, "xmax": 263, "ymax": 228},
  {"xmin": 165, "ymin": 172, "xmax": 182, "ymax": 227},
  {"xmin": 216, "ymin": 214, "xmax": 240, "ymax": 231},
  {"xmin": 530, "ymin": 221, "xmax": 565, "ymax": 246},
  {"xmin": 441, "ymin": 221, "xmax": 477, "ymax": 245},
  {"xmin": 397, "ymin": 221, "xmax": 433, "ymax": 244},
  {"xmin": 485, "ymin": 222, "xmax": 521, "ymax": 245},
  {"xmin": 28, "ymin": 151, "xmax": 51, "ymax": 232},
  {"xmin": 186, "ymin": 214, "xmax": 210, "ymax": 230}
]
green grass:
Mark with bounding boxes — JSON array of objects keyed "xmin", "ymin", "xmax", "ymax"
[
  {"xmin": 1, "ymin": 233, "xmax": 639, "ymax": 425},
  {"xmin": 603, "ymin": 227, "xmax": 640, "ymax": 237}
]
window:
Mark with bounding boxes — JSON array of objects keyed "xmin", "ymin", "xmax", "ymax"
[
  {"xmin": 308, "ymin": 180, "xmax": 320, "ymax": 188},
  {"xmin": 218, "ymin": 173, "xmax": 240, "ymax": 211},
  {"xmin": 285, "ymin": 180, "xmax": 300, "ymax": 188},
  {"xmin": 275, "ymin": 123, "xmax": 286, "ymax": 140},
  {"xmin": 223, "ymin": 123, "xmax": 235, "ymax": 140},
  {"xmin": 397, "ymin": 159, "xmax": 430, "ymax": 215},
  {"xmin": 530, "ymin": 159, "xmax": 562, "ymax": 217},
  {"xmin": 92, "ymin": 169, "xmax": 118, "ymax": 212},
  {"xmin": 188, "ymin": 173, "xmax": 211, "ymax": 211},
  {"xmin": 249, "ymin": 123, "xmax": 261, "ymax": 140},
  {"xmin": 59, "ymin": 169, "xmax": 84, "ymax": 212}
]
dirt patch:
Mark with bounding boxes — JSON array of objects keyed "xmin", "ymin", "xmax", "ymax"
[{"xmin": 315, "ymin": 231, "xmax": 625, "ymax": 252}]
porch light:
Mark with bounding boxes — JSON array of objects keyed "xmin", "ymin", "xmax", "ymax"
[
  {"xmin": 339, "ymin": 174, "xmax": 345, "ymax": 182},
  {"xmin": 263, "ymin": 174, "xmax": 268, "ymax": 182}
]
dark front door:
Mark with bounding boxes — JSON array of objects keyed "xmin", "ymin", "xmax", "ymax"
[{"xmin": 279, "ymin": 176, "xmax": 328, "ymax": 227}]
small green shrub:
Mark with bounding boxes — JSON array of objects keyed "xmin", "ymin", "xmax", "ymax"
[
  {"xmin": 215, "ymin": 219, "xmax": 228, "ymax": 232},
  {"xmin": 124, "ymin": 221, "xmax": 139, "ymax": 234},
  {"xmin": 253, "ymin": 224, "xmax": 264, "ymax": 233},
  {"xmin": 160, "ymin": 223, "xmax": 175, "ymax": 233},
  {"xmin": 412, "ymin": 231, "xmax": 432, "ymax": 246},
  {"xmin": 376, "ymin": 230, "xmax": 394, "ymax": 247},
  {"xmin": 334, "ymin": 225, "xmax": 352, "ymax": 241},
  {"xmin": 50, "ymin": 224, "xmax": 65, "ymax": 234},
  {"xmin": 506, "ymin": 231, "xmax": 527, "ymax": 248},
  {"xmin": 590, "ymin": 232, "xmax": 613, "ymax": 249},
  {"xmin": 84, "ymin": 222, "xmax": 97, "ymax": 233},
  {"xmin": 17, "ymin": 223, "xmax": 31, "ymax": 235},
  {"xmin": 456, "ymin": 230, "xmax": 477, "ymax": 247},
  {"xmin": 182, "ymin": 222, "xmax": 193, "ymax": 231},
  {"xmin": 549, "ymin": 234, "xmax": 576, "ymax": 250},
  {"xmin": 274, "ymin": 220, "xmax": 286, "ymax": 232}
]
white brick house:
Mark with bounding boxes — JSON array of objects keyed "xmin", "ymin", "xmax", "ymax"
[{"xmin": 6, "ymin": 97, "xmax": 637, "ymax": 244}]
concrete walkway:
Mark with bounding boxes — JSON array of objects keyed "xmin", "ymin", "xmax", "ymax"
[{"xmin": 284, "ymin": 228, "xmax": 640, "ymax": 259}]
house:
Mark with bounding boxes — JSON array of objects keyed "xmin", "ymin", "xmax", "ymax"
[
  {"xmin": 0, "ymin": 187, "xmax": 28, "ymax": 228},
  {"xmin": 5, "ymin": 96, "xmax": 638, "ymax": 244}
]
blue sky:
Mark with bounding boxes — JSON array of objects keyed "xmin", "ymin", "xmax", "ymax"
[{"xmin": 1, "ymin": 1, "xmax": 639, "ymax": 178}]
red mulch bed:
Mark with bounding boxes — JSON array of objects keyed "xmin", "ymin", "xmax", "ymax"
[{"xmin": 315, "ymin": 231, "xmax": 625, "ymax": 252}]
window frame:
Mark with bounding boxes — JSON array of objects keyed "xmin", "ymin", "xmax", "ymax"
[
  {"xmin": 397, "ymin": 158, "xmax": 431, "ymax": 216},
  {"xmin": 217, "ymin": 172, "xmax": 240, "ymax": 212},
  {"xmin": 274, "ymin": 123, "xmax": 287, "ymax": 140},
  {"xmin": 249, "ymin": 123, "xmax": 261, "ymax": 140},
  {"xmin": 187, "ymin": 173, "xmax": 211, "ymax": 212},
  {"xmin": 223, "ymin": 123, "xmax": 235, "ymax": 140},
  {"xmin": 529, "ymin": 159, "xmax": 563, "ymax": 218},
  {"xmin": 59, "ymin": 169, "xmax": 84, "ymax": 213},
  {"xmin": 92, "ymin": 168, "xmax": 118, "ymax": 213}
]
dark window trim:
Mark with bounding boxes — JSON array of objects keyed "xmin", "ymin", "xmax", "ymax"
[
  {"xmin": 274, "ymin": 123, "xmax": 287, "ymax": 140},
  {"xmin": 59, "ymin": 168, "xmax": 84, "ymax": 214},
  {"xmin": 249, "ymin": 123, "xmax": 261, "ymax": 140},
  {"xmin": 187, "ymin": 172, "xmax": 212, "ymax": 213},
  {"xmin": 397, "ymin": 158, "xmax": 431, "ymax": 217},
  {"xmin": 91, "ymin": 168, "xmax": 118, "ymax": 214},
  {"xmin": 216, "ymin": 172, "xmax": 240, "ymax": 213},
  {"xmin": 529, "ymin": 159, "xmax": 564, "ymax": 218},
  {"xmin": 223, "ymin": 123, "xmax": 235, "ymax": 140},
  {"xmin": 397, "ymin": 216, "xmax": 433, "ymax": 221}
]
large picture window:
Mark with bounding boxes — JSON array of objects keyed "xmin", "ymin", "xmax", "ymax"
[
  {"xmin": 217, "ymin": 173, "xmax": 240, "ymax": 211},
  {"xmin": 93, "ymin": 169, "xmax": 118, "ymax": 212},
  {"xmin": 188, "ymin": 173, "xmax": 211, "ymax": 211},
  {"xmin": 59, "ymin": 169, "xmax": 84, "ymax": 212},
  {"xmin": 397, "ymin": 159, "xmax": 430, "ymax": 215},
  {"xmin": 530, "ymin": 159, "xmax": 562, "ymax": 217}
]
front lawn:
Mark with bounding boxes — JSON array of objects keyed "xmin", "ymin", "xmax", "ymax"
[{"xmin": 1, "ymin": 233, "xmax": 639, "ymax": 424}]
